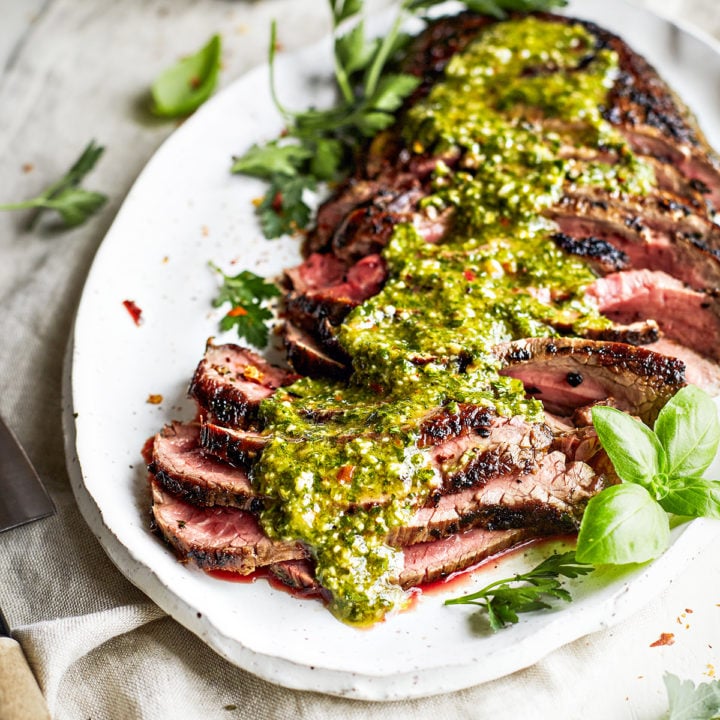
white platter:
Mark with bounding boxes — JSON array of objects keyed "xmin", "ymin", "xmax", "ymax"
[{"xmin": 64, "ymin": 0, "xmax": 720, "ymax": 701}]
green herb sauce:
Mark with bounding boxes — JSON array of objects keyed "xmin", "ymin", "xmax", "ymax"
[{"xmin": 252, "ymin": 16, "xmax": 656, "ymax": 625}]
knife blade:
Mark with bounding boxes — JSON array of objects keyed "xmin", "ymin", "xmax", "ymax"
[{"xmin": 0, "ymin": 415, "xmax": 54, "ymax": 533}]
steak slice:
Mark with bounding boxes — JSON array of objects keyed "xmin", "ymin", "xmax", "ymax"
[
  {"xmin": 429, "ymin": 414, "xmax": 554, "ymax": 492},
  {"xmin": 645, "ymin": 338, "xmax": 720, "ymax": 396},
  {"xmin": 397, "ymin": 526, "xmax": 535, "ymax": 589},
  {"xmin": 282, "ymin": 323, "xmax": 352, "ymax": 380},
  {"xmin": 548, "ymin": 195, "xmax": 720, "ymax": 291},
  {"xmin": 389, "ymin": 450, "xmax": 604, "ymax": 546},
  {"xmin": 150, "ymin": 479, "xmax": 307, "ymax": 573},
  {"xmin": 199, "ymin": 422, "xmax": 267, "ymax": 468},
  {"xmin": 283, "ymin": 253, "xmax": 387, "ymax": 332},
  {"xmin": 152, "ymin": 471, "xmax": 536, "ymax": 593},
  {"xmin": 586, "ymin": 269, "xmax": 720, "ymax": 361},
  {"xmin": 149, "ymin": 423, "xmax": 261, "ymax": 511},
  {"xmin": 265, "ymin": 528, "xmax": 537, "ymax": 594},
  {"xmin": 189, "ymin": 342, "xmax": 297, "ymax": 428},
  {"xmin": 496, "ymin": 337, "xmax": 685, "ymax": 423}
]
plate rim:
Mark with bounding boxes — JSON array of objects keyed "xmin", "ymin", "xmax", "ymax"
[{"xmin": 63, "ymin": 0, "xmax": 720, "ymax": 701}]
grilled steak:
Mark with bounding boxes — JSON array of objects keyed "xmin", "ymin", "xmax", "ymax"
[
  {"xmin": 496, "ymin": 337, "xmax": 685, "ymax": 423},
  {"xmin": 189, "ymin": 342, "xmax": 297, "ymax": 428},
  {"xmin": 146, "ymin": 10, "xmax": 720, "ymax": 625}
]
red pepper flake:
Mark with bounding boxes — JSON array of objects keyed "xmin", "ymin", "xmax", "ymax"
[
  {"xmin": 463, "ymin": 269, "xmax": 476, "ymax": 282},
  {"xmin": 271, "ymin": 191, "xmax": 283, "ymax": 214},
  {"xmin": 21, "ymin": 163, "xmax": 34, "ymax": 173},
  {"xmin": 122, "ymin": 300, "xmax": 143, "ymax": 326},
  {"xmin": 685, "ymin": 608, "xmax": 694, "ymax": 614},
  {"xmin": 189, "ymin": 75, "xmax": 201, "ymax": 89},
  {"xmin": 650, "ymin": 632, "xmax": 675, "ymax": 647},
  {"xmin": 146, "ymin": 394, "xmax": 163, "ymax": 405},
  {"xmin": 226, "ymin": 306, "xmax": 248, "ymax": 318},
  {"xmin": 337, "ymin": 465, "xmax": 355, "ymax": 484}
]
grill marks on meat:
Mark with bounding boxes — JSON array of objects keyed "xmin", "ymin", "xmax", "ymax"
[
  {"xmin": 189, "ymin": 343, "xmax": 297, "ymax": 428},
  {"xmin": 587, "ymin": 269, "xmax": 720, "ymax": 363},
  {"xmin": 150, "ymin": 479, "xmax": 307, "ymax": 573},
  {"xmin": 496, "ymin": 337, "xmax": 685, "ymax": 423},
  {"xmin": 149, "ymin": 423, "xmax": 261, "ymax": 512},
  {"xmin": 148, "ymin": 12, "xmax": 717, "ymax": 607}
]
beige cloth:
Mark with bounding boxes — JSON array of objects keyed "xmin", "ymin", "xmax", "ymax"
[{"xmin": 0, "ymin": 1, "xmax": 719, "ymax": 718}]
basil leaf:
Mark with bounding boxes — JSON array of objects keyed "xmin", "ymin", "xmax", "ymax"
[
  {"xmin": 655, "ymin": 385, "xmax": 720, "ymax": 481},
  {"xmin": 576, "ymin": 484, "xmax": 670, "ymax": 564},
  {"xmin": 591, "ymin": 406, "xmax": 666, "ymax": 489},
  {"xmin": 151, "ymin": 34, "xmax": 221, "ymax": 118},
  {"xmin": 659, "ymin": 477, "xmax": 720, "ymax": 519}
]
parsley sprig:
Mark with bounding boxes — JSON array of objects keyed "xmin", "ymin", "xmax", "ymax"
[
  {"xmin": 0, "ymin": 140, "xmax": 107, "ymax": 229},
  {"xmin": 445, "ymin": 551, "xmax": 593, "ymax": 630},
  {"xmin": 210, "ymin": 263, "xmax": 280, "ymax": 348},
  {"xmin": 232, "ymin": 0, "xmax": 567, "ymax": 238}
]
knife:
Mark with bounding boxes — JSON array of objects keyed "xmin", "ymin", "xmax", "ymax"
[
  {"xmin": 0, "ymin": 416, "xmax": 54, "ymax": 718},
  {"xmin": 0, "ymin": 415, "xmax": 54, "ymax": 533}
]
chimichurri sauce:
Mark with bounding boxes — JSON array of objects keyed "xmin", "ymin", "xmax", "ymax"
[{"xmin": 252, "ymin": 16, "xmax": 655, "ymax": 625}]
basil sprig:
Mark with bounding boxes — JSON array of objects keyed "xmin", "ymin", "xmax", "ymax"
[{"xmin": 577, "ymin": 386, "xmax": 720, "ymax": 565}]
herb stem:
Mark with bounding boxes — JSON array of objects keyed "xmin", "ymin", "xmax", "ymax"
[{"xmin": 363, "ymin": 11, "xmax": 404, "ymax": 96}]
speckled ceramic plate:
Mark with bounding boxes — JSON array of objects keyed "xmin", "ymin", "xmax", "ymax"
[{"xmin": 63, "ymin": 0, "xmax": 720, "ymax": 700}]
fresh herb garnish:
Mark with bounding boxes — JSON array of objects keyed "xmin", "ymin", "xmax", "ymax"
[
  {"xmin": 445, "ymin": 551, "xmax": 593, "ymax": 630},
  {"xmin": 577, "ymin": 386, "xmax": 720, "ymax": 565},
  {"xmin": 664, "ymin": 673, "xmax": 720, "ymax": 720},
  {"xmin": 0, "ymin": 140, "xmax": 107, "ymax": 229},
  {"xmin": 151, "ymin": 34, "xmax": 222, "ymax": 118},
  {"xmin": 232, "ymin": 0, "xmax": 567, "ymax": 238},
  {"xmin": 210, "ymin": 263, "xmax": 280, "ymax": 347}
]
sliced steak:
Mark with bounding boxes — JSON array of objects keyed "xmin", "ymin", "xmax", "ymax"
[
  {"xmin": 189, "ymin": 342, "xmax": 297, "ymax": 428},
  {"xmin": 645, "ymin": 338, "xmax": 720, "ymax": 396},
  {"xmin": 398, "ymin": 526, "xmax": 535, "ymax": 589},
  {"xmin": 390, "ymin": 450, "xmax": 604, "ymax": 546},
  {"xmin": 495, "ymin": 337, "xmax": 685, "ymax": 423},
  {"xmin": 150, "ymin": 479, "xmax": 307, "ymax": 573},
  {"xmin": 266, "ymin": 528, "xmax": 536, "ymax": 594},
  {"xmin": 199, "ymin": 422, "xmax": 268, "ymax": 467},
  {"xmin": 284, "ymin": 253, "xmax": 387, "ymax": 332},
  {"xmin": 548, "ymin": 194, "xmax": 720, "ymax": 291},
  {"xmin": 282, "ymin": 323, "xmax": 351, "ymax": 380},
  {"xmin": 430, "ymin": 414, "xmax": 554, "ymax": 492},
  {"xmin": 149, "ymin": 422, "xmax": 261, "ymax": 511},
  {"xmin": 586, "ymin": 269, "xmax": 720, "ymax": 361}
]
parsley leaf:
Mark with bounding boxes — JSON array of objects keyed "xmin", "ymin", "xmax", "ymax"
[
  {"xmin": 445, "ymin": 551, "xmax": 593, "ymax": 630},
  {"xmin": 151, "ymin": 34, "xmax": 222, "ymax": 118},
  {"xmin": 211, "ymin": 264, "xmax": 281, "ymax": 347},
  {"xmin": 0, "ymin": 140, "xmax": 107, "ymax": 229},
  {"xmin": 664, "ymin": 673, "xmax": 720, "ymax": 720},
  {"xmin": 233, "ymin": 0, "xmax": 569, "ymax": 239}
]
